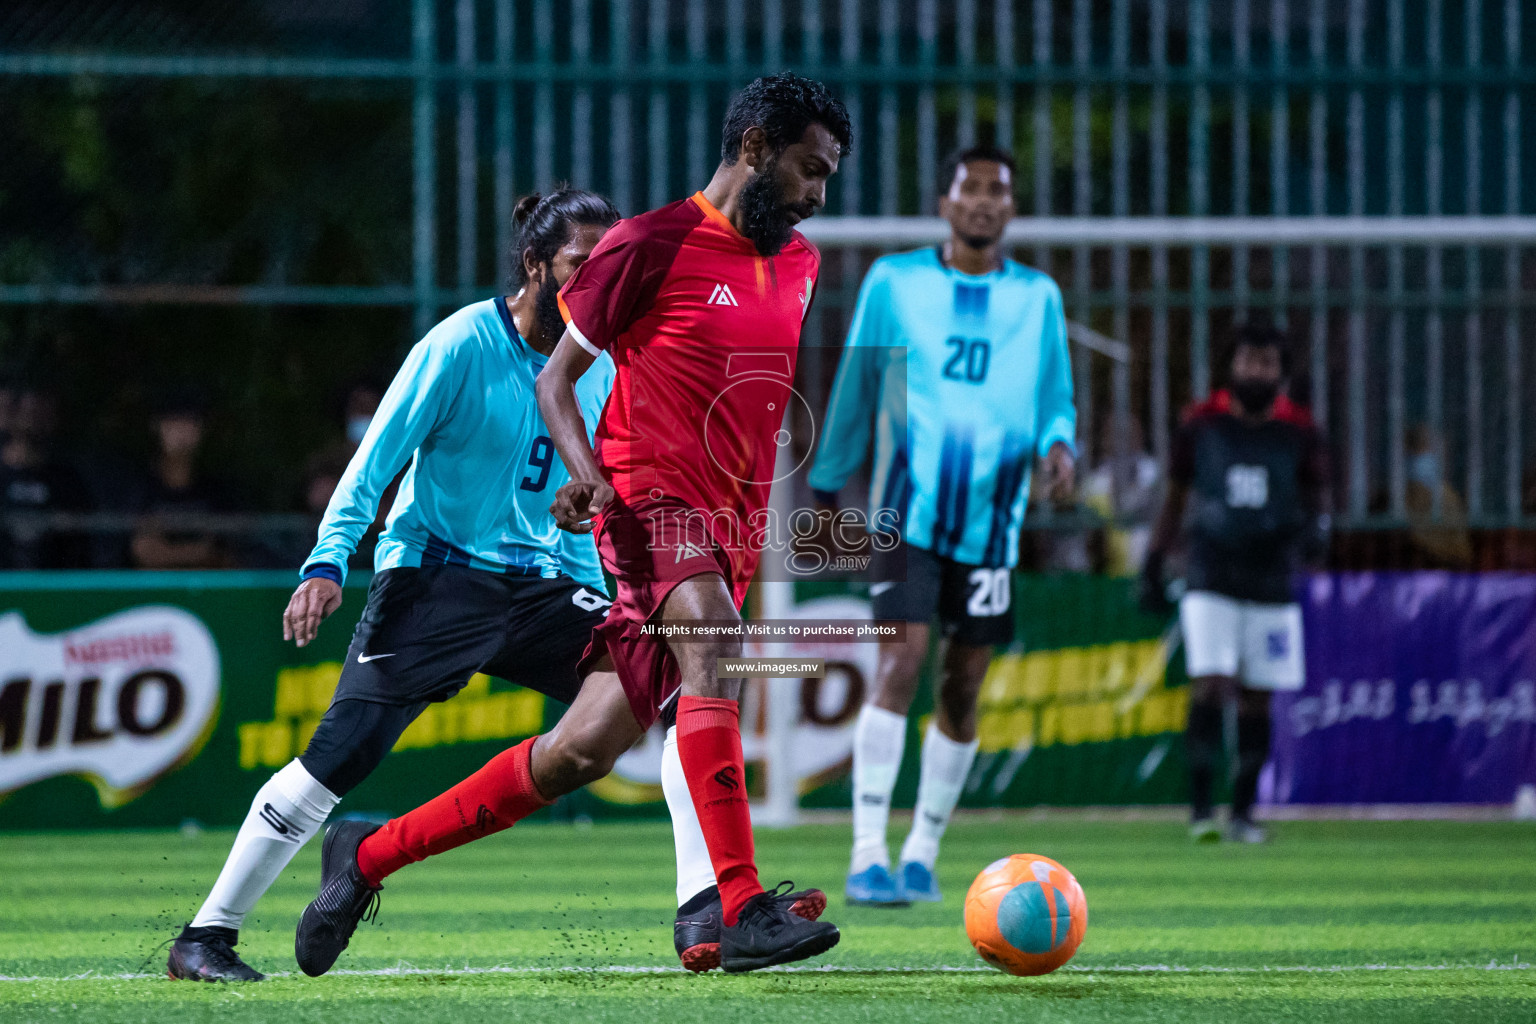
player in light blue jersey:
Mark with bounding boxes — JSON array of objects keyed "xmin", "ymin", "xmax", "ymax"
[
  {"xmin": 807, "ymin": 146, "xmax": 1077, "ymax": 906},
  {"xmin": 168, "ymin": 190, "xmax": 719, "ymax": 981}
]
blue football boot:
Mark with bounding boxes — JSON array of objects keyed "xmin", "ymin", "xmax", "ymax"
[
  {"xmin": 898, "ymin": 861, "xmax": 942, "ymax": 902},
  {"xmin": 845, "ymin": 864, "xmax": 908, "ymax": 906}
]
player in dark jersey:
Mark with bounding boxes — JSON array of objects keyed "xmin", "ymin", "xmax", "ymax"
[
  {"xmin": 1141, "ymin": 323, "xmax": 1329, "ymax": 844},
  {"xmin": 294, "ymin": 74, "xmax": 851, "ymax": 975}
]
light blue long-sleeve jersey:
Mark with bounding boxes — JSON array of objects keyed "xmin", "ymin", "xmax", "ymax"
[
  {"xmin": 806, "ymin": 248, "xmax": 1077, "ymax": 569},
  {"xmin": 304, "ymin": 298, "xmax": 613, "ymax": 591}
]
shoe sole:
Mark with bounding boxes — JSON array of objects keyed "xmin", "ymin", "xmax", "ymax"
[
  {"xmin": 722, "ymin": 926, "xmax": 841, "ymax": 974},
  {"xmin": 790, "ymin": 891, "xmax": 827, "ymax": 920},
  {"xmin": 678, "ymin": 891, "xmax": 828, "ymax": 973},
  {"xmin": 680, "ymin": 942, "xmax": 721, "ymax": 972}
]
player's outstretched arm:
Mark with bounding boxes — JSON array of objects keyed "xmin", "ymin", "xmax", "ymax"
[
  {"xmin": 282, "ymin": 577, "xmax": 343, "ymax": 647},
  {"xmin": 304, "ymin": 332, "xmax": 462, "ymax": 580},
  {"xmin": 537, "ymin": 329, "xmax": 613, "ymax": 533}
]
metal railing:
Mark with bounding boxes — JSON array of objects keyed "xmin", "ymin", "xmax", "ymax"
[{"xmin": 3, "ymin": 0, "xmax": 1533, "ymax": 527}]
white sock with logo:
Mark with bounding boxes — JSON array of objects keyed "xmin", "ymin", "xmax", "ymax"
[
  {"xmin": 662, "ymin": 725, "xmax": 718, "ymax": 906},
  {"xmin": 898, "ymin": 724, "xmax": 980, "ymax": 870},
  {"xmin": 850, "ymin": 704, "xmax": 908, "ymax": 874},
  {"xmin": 190, "ymin": 759, "xmax": 339, "ymax": 930}
]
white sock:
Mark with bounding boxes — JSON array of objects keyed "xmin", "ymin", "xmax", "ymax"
[
  {"xmin": 850, "ymin": 704, "xmax": 908, "ymax": 874},
  {"xmin": 190, "ymin": 760, "xmax": 339, "ymax": 930},
  {"xmin": 898, "ymin": 724, "xmax": 980, "ymax": 870},
  {"xmin": 662, "ymin": 725, "xmax": 717, "ymax": 907}
]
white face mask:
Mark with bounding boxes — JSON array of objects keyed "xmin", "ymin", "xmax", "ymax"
[{"xmin": 346, "ymin": 415, "xmax": 372, "ymax": 446}]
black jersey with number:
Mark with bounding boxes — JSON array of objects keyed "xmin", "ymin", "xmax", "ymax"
[{"xmin": 1169, "ymin": 391, "xmax": 1328, "ymax": 603}]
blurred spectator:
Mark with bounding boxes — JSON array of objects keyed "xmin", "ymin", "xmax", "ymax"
[
  {"xmin": 0, "ymin": 375, "xmax": 18, "ymax": 439},
  {"xmin": 301, "ymin": 384, "xmax": 382, "ymax": 489},
  {"xmin": 1401, "ymin": 424, "xmax": 1473, "ymax": 570},
  {"xmin": 293, "ymin": 382, "xmax": 394, "ymax": 572},
  {"xmin": 129, "ymin": 398, "xmax": 232, "ymax": 569},
  {"xmin": 303, "ymin": 448, "xmax": 351, "ymax": 518},
  {"xmin": 342, "ymin": 384, "xmax": 383, "ymax": 452},
  {"xmin": 1026, "ymin": 426, "xmax": 1093, "ymax": 573},
  {"xmin": 1081, "ymin": 413, "xmax": 1161, "ymax": 577},
  {"xmin": 0, "ymin": 387, "xmax": 93, "ymax": 568}
]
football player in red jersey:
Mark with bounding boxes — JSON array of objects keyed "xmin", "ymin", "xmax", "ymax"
[{"xmin": 294, "ymin": 74, "xmax": 851, "ymax": 974}]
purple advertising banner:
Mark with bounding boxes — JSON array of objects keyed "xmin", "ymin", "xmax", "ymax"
[{"xmin": 1268, "ymin": 573, "xmax": 1536, "ymax": 804}]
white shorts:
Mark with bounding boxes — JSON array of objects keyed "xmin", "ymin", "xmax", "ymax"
[{"xmin": 1178, "ymin": 590, "xmax": 1305, "ymax": 691}]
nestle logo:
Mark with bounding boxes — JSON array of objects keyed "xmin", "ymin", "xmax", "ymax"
[
  {"xmin": 64, "ymin": 631, "xmax": 176, "ymax": 666},
  {"xmin": 713, "ymin": 766, "xmax": 739, "ymax": 792}
]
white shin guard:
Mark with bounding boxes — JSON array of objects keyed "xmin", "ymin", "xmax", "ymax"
[
  {"xmin": 190, "ymin": 759, "xmax": 339, "ymax": 930},
  {"xmin": 662, "ymin": 725, "xmax": 718, "ymax": 907},
  {"xmin": 850, "ymin": 704, "xmax": 908, "ymax": 873},
  {"xmin": 898, "ymin": 724, "xmax": 979, "ymax": 870}
]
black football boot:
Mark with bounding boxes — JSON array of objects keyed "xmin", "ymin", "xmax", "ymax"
[
  {"xmin": 166, "ymin": 924, "xmax": 265, "ymax": 982},
  {"xmin": 293, "ymin": 821, "xmax": 382, "ymax": 977},
  {"xmin": 719, "ymin": 881, "xmax": 840, "ymax": 973},
  {"xmin": 674, "ymin": 884, "xmax": 829, "ymax": 972}
]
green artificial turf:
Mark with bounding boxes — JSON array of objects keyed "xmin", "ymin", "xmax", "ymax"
[{"xmin": 1, "ymin": 819, "xmax": 1532, "ymax": 1023}]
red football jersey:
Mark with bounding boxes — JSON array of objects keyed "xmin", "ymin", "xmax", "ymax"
[{"xmin": 557, "ymin": 192, "xmax": 820, "ymax": 598}]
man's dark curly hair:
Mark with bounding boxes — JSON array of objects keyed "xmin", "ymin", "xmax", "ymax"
[
  {"xmin": 720, "ymin": 72, "xmax": 852, "ymax": 165},
  {"xmin": 1224, "ymin": 320, "xmax": 1293, "ymax": 376},
  {"xmin": 505, "ymin": 186, "xmax": 620, "ymax": 289},
  {"xmin": 938, "ymin": 145, "xmax": 1018, "ymax": 196}
]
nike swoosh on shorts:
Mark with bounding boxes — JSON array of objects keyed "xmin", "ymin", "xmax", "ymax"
[{"xmin": 357, "ymin": 652, "xmax": 397, "ymax": 663}]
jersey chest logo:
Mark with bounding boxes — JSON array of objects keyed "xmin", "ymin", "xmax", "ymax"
[
  {"xmin": 1225, "ymin": 464, "xmax": 1270, "ymax": 508},
  {"xmin": 707, "ymin": 282, "xmax": 740, "ymax": 306}
]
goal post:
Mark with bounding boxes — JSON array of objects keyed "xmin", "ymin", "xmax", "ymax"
[
  {"xmin": 798, "ymin": 216, "xmax": 1536, "ymax": 247},
  {"xmin": 754, "ymin": 215, "xmax": 1536, "ymax": 827}
]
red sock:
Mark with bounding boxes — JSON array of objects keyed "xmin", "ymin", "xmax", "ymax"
[
  {"xmin": 675, "ymin": 696, "xmax": 762, "ymax": 925},
  {"xmin": 356, "ymin": 736, "xmax": 551, "ymax": 885}
]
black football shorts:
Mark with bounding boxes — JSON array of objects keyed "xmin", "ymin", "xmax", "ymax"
[
  {"xmin": 868, "ymin": 541, "xmax": 1016, "ymax": 647},
  {"xmin": 332, "ymin": 565, "xmax": 612, "ymax": 707}
]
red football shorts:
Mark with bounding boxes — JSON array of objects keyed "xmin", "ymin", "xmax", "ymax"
[{"xmin": 577, "ymin": 498, "xmax": 739, "ymax": 730}]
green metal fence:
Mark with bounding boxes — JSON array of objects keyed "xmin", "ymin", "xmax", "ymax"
[{"xmin": 3, "ymin": 0, "xmax": 1535, "ymax": 526}]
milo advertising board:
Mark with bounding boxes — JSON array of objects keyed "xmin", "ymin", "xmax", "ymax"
[{"xmin": 0, "ymin": 571, "xmax": 1186, "ymax": 829}]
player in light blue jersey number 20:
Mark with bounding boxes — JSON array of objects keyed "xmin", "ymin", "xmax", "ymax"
[
  {"xmin": 167, "ymin": 191, "xmax": 720, "ymax": 982},
  {"xmin": 807, "ymin": 146, "xmax": 1078, "ymax": 906}
]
